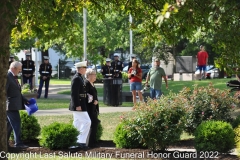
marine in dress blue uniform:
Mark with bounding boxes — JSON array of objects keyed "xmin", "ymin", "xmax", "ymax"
[
  {"xmin": 37, "ymin": 56, "xmax": 52, "ymax": 98},
  {"xmin": 101, "ymin": 58, "xmax": 114, "ymax": 78},
  {"xmin": 22, "ymin": 53, "xmax": 35, "ymax": 89},
  {"xmin": 111, "ymin": 54, "xmax": 124, "ymax": 78},
  {"xmin": 69, "ymin": 61, "xmax": 91, "ymax": 149}
]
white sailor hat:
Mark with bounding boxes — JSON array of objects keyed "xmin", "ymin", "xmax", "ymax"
[
  {"xmin": 26, "ymin": 53, "xmax": 31, "ymax": 56},
  {"xmin": 114, "ymin": 53, "xmax": 119, "ymax": 57},
  {"xmin": 131, "ymin": 54, "xmax": 136, "ymax": 58},
  {"xmin": 43, "ymin": 56, "xmax": 49, "ymax": 60},
  {"xmin": 74, "ymin": 61, "xmax": 87, "ymax": 68},
  {"xmin": 106, "ymin": 58, "xmax": 111, "ymax": 62},
  {"xmin": 10, "ymin": 55, "xmax": 14, "ymax": 58}
]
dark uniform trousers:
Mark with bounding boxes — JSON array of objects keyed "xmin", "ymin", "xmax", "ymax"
[
  {"xmin": 22, "ymin": 60, "xmax": 35, "ymax": 89},
  {"xmin": 37, "ymin": 63, "xmax": 52, "ymax": 98}
]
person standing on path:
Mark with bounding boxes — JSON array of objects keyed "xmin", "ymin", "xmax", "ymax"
[
  {"xmin": 128, "ymin": 59, "xmax": 143, "ymax": 104},
  {"xmin": 37, "ymin": 56, "xmax": 52, "ymax": 99},
  {"xmin": 69, "ymin": 61, "xmax": 91, "ymax": 150},
  {"xmin": 111, "ymin": 53, "xmax": 124, "ymax": 79},
  {"xmin": 196, "ymin": 45, "xmax": 209, "ymax": 80},
  {"xmin": 101, "ymin": 58, "xmax": 114, "ymax": 78},
  {"xmin": 145, "ymin": 58, "xmax": 168, "ymax": 99},
  {"xmin": 22, "ymin": 53, "xmax": 35, "ymax": 89}
]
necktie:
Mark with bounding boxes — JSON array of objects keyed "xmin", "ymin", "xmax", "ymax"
[{"xmin": 15, "ymin": 76, "xmax": 21, "ymax": 88}]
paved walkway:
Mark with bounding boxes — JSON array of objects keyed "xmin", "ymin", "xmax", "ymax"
[
  {"xmin": 35, "ymin": 84, "xmax": 132, "ymax": 116},
  {"xmin": 34, "ymin": 107, "xmax": 133, "ymax": 116}
]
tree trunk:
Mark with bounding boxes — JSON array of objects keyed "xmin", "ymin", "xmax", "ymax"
[{"xmin": 0, "ymin": 1, "xmax": 22, "ymax": 158}]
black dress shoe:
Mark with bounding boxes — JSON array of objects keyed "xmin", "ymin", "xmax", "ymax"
[
  {"xmin": 88, "ymin": 144, "xmax": 98, "ymax": 148},
  {"xmin": 76, "ymin": 143, "xmax": 89, "ymax": 150},
  {"xmin": 14, "ymin": 144, "xmax": 29, "ymax": 149}
]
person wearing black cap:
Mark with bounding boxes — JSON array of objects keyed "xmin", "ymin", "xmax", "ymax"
[
  {"xmin": 9, "ymin": 55, "xmax": 15, "ymax": 67},
  {"xmin": 101, "ymin": 58, "xmax": 114, "ymax": 78},
  {"xmin": 37, "ymin": 56, "xmax": 52, "ymax": 99},
  {"xmin": 22, "ymin": 53, "xmax": 35, "ymax": 89},
  {"xmin": 111, "ymin": 53, "xmax": 124, "ymax": 78},
  {"xmin": 69, "ymin": 61, "xmax": 91, "ymax": 150},
  {"xmin": 127, "ymin": 54, "xmax": 136, "ymax": 72}
]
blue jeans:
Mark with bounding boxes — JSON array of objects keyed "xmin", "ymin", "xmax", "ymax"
[
  {"xmin": 150, "ymin": 87, "xmax": 162, "ymax": 99},
  {"xmin": 130, "ymin": 82, "xmax": 142, "ymax": 91},
  {"xmin": 38, "ymin": 78, "xmax": 50, "ymax": 98},
  {"xmin": 7, "ymin": 111, "xmax": 22, "ymax": 146},
  {"xmin": 23, "ymin": 76, "xmax": 33, "ymax": 89}
]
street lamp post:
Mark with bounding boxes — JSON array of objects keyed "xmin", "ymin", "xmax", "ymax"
[
  {"xmin": 129, "ymin": 14, "xmax": 133, "ymax": 55},
  {"xmin": 83, "ymin": 8, "xmax": 87, "ymax": 61}
]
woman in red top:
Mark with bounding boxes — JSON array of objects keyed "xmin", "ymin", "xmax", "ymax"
[{"xmin": 128, "ymin": 59, "xmax": 143, "ymax": 104}]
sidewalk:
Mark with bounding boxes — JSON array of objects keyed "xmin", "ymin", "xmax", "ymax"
[
  {"xmin": 34, "ymin": 107, "xmax": 133, "ymax": 116},
  {"xmin": 35, "ymin": 84, "xmax": 132, "ymax": 116}
]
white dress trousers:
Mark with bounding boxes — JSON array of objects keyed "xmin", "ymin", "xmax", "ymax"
[{"xmin": 73, "ymin": 111, "xmax": 91, "ymax": 144}]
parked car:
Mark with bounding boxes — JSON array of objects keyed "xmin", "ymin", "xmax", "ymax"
[
  {"xmin": 71, "ymin": 65, "xmax": 92, "ymax": 75},
  {"xmin": 206, "ymin": 67, "xmax": 219, "ymax": 79},
  {"xmin": 196, "ymin": 65, "xmax": 236, "ymax": 79},
  {"xmin": 195, "ymin": 65, "xmax": 218, "ymax": 79},
  {"xmin": 92, "ymin": 65, "xmax": 102, "ymax": 73}
]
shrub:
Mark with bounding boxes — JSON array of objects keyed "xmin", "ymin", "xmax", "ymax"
[
  {"xmin": 113, "ymin": 92, "xmax": 187, "ymax": 151},
  {"xmin": 235, "ymin": 125, "xmax": 240, "ymax": 158},
  {"xmin": 122, "ymin": 72, "xmax": 128, "ymax": 83},
  {"xmin": 232, "ymin": 115, "xmax": 240, "ymax": 129},
  {"xmin": 96, "ymin": 122, "xmax": 103, "ymax": 142},
  {"xmin": 11, "ymin": 111, "xmax": 41, "ymax": 141},
  {"xmin": 113, "ymin": 119, "xmax": 142, "ymax": 149},
  {"xmin": 131, "ymin": 94, "xmax": 187, "ymax": 151},
  {"xmin": 40, "ymin": 122, "xmax": 79, "ymax": 149},
  {"xmin": 194, "ymin": 120, "xmax": 235, "ymax": 153},
  {"xmin": 96, "ymin": 72, "xmax": 103, "ymax": 83},
  {"xmin": 179, "ymin": 84, "xmax": 238, "ymax": 134}
]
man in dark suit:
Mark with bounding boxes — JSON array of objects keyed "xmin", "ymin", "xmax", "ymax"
[
  {"xmin": 6, "ymin": 61, "xmax": 29, "ymax": 148},
  {"xmin": 69, "ymin": 61, "xmax": 91, "ymax": 150}
]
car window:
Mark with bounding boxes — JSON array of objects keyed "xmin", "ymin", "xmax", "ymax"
[{"xmin": 140, "ymin": 66, "xmax": 150, "ymax": 69}]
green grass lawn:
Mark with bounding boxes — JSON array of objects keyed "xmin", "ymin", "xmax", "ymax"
[
  {"xmin": 50, "ymin": 78, "xmax": 72, "ymax": 85},
  {"xmin": 161, "ymin": 78, "xmax": 234, "ymax": 95},
  {"xmin": 57, "ymin": 78, "xmax": 234, "ymax": 96},
  {"xmin": 57, "ymin": 85, "xmax": 131, "ymax": 97},
  {"xmin": 36, "ymin": 112, "xmax": 193, "ymax": 141},
  {"xmin": 37, "ymin": 99, "xmax": 133, "ymax": 109}
]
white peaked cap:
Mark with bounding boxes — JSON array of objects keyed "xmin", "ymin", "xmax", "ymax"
[
  {"xmin": 114, "ymin": 53, "xmax": 119, "ymax": 57},
  {"xmin": 74, "ymin": 61, "xmax": 87, "ymax": 68},
  {"xmin": 43, "ymin": 56, "xmax": 49, "ymax": 60},
  {"xmin": 10, "ymin": 55, "xmax": 14, "ymax": 58},
  {"xmin": 26, "ymin": 53, "xmax": 31, "ymax": 56},
  {"xmin": 106, "ymin": 58, "xmax": 111, "ymax": 62}
]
